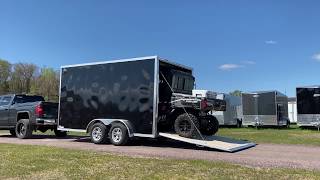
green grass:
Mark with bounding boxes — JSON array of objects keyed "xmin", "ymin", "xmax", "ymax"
[
  {"xmin": 0, "ymin": 143, "xmax": 319, "ymax": 179},
  {"xmin": 218, "ymin": 125, "xmax": 320, "ymax": 146}
]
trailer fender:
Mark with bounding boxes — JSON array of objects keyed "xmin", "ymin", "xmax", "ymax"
[{"xmin": 86, "ymin": 119, "xmax": 134, "ymax": 137}]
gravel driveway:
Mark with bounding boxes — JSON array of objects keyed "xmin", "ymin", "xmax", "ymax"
[{"xmin": 0, "ymin": 133, "xmax": 320, "ymax": 170}]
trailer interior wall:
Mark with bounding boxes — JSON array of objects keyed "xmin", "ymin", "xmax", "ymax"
[
  {"xmin": 296, "ymin": 86, "xmax": 320, "ymax": 127},
  {"xmin": 242, "ymin": 91, "xmax": 288, "ymax": 126},
  {"xmin": 211, "ymin": 94, "xmax": 242, "ymax": 126}
]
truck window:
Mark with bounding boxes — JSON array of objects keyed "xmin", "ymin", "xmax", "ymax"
[
  {"xmin": 0, "ymin": 96, "xmax": 12, "ymax": 106},
  {"xmin": 14, "ymin": 95, "xmax": 45, "ymax": 103}
]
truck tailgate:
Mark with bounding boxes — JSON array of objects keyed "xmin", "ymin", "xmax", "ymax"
[{"xmin": 40, "ymin": 102, "xmax": 58, "ymax": 119}]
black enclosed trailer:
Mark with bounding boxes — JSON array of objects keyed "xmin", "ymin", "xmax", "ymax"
[
  {"xmin": 296, "ymin": 86, "xmax": 320, "ymax": 128},
  {"xmin": 242, "ymin": 91, "xmax": 289, "ymax": 127},
  {"xmin": 58, "ymin": 56, "xmax": 255, "ymax": 151}
]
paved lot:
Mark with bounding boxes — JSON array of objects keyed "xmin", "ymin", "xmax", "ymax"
[{"xmin": 0, "ymin": 133, "xmax": 320, "ymax": 170}]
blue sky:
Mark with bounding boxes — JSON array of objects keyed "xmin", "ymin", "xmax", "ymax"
[{"xmin": 1, "ymin": 0, "xmax": 320, "ymax": 97}]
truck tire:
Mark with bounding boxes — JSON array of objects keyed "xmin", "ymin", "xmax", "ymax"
[
  {"xmin": 174, "ymin": 113, "xmax": 200, "ymax": 138},
  {"xmin": 109, "ymin": 123, "xmax": 129, "ymax": 146},
  {"xmin": 9, "ymin": 129, "xmax": 16, "ymax": 136},
  {"xmin": 15, "ymin": 119, "xmax": 33, "ymax": 139},
  {"xmin": 54, "ymin": 129, "xmax": 67, "ymax": 137},
  {"xmin": 200, "ymin": 115, "xmax": 219, "ymax": 136},
  {"xmin": 90, "ymin": 123, "xmax": 108, "ymax": 144}
]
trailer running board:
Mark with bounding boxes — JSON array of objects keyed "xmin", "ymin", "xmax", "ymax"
[{"xmin": 159, "ymin": 133, "xmax": 256, "ymax": 152}]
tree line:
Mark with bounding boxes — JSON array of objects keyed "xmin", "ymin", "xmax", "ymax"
[{"xmin": 0, "ymin": 59, "xmax": 59, "ymax": 102}]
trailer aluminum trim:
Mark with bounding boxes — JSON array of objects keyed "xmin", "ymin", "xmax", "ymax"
[
  {"xmin": 152, "ymin": 57, "xmax": 159, "ymax": 137},
  {"xmin": 159, "ymin": 133, "xmax": 256, "ymax": 152},
  {"xmin": 61, "ymin": 56, "xmax": 158, "ymax": 68},
  {"xmin": 57, "ymin": 127, "xmax": 86, "ymax": 133}
]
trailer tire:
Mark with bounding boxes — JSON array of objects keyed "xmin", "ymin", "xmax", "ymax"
[
  {"xmin": 54, "ymin": 129, "xmax": 67, "ymax": 137},
  {"xmin": 200, "ymin": 115, "xmax": 219, "ymax": 135},
  {"xmin": 15, "ymin": 119, "xmax": 33, "ymax": 139},
  {"xmin": 174, "ymin": 113, "xmax": 200, "ymax": 138},
  {"xmin": 109, "ymin": 123, "xmax": 129, "ymax": 146},
  {"xmin": 90, "ymin": 123, "xmax": 108, "ymax": 144},
  {"xmin": 9, "ymin": 129, "xmax": 16, "ymax": 136}
]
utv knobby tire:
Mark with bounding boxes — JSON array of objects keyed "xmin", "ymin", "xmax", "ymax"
[
  {"xmin": 90, "ymin": 123, "xmax": 108, "ymax": 144},
  {"xmin": 15, "ymin": 119, "xmax": 33, "ymax": 139},
  {"xmin": 174, "ymin": 113, "xmax": 200, "ymax": 138},
  {"xmin": 200, "ymin": 116, "xmax": 219, "ymax": 136},
  {"xmin": 54, "ymin": 129, "xmax": 68, "ymax": 137},
  {"xmin": 109, "ymin": 123, "xmax": 129, "ymax": 146}
]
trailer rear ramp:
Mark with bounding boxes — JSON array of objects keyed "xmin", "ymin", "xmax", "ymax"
[{"xmin": 159, "ymin": 133, "xmax": 255, "ymax": 152}]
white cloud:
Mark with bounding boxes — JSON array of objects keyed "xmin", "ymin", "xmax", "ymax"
[
  {"xmin": 265, "ymin": 40, "xmax": 277, "ymax": 44},
  {"xmin": 242, "ymin": 60, "xmax": 256, "ymax": 65},
  {"xmin": 219, "ymin": 64, "xmax": 243, "ymax": 71},
  {"xmin": 312, "ymin": 53, "xmax": 320, "ymax": 61}
]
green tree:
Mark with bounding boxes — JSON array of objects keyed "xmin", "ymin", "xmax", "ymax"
[
  {"xmin": 0, "ymin": 59, "xmax": 11, "ymax": 94},
  {"xmin": 9, "ymin": 63, "xmax": 37, "ymax": 94},
  {"xmin": 33, "ymin": 67, "xmax": 59, "ymax": 101},
  {"xmin": 230, "ymin": 90, "xmax": 242, "ymax": 97}
]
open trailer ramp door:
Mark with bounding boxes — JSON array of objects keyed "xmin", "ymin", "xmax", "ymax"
[{"xmin": 159, "ymin": 133, "xmax": 256, "ymax": 152}]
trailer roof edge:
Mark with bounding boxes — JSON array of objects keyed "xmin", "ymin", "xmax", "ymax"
[
  {"xmin": 60, "ymin": 55, "xmax": 158, "ymax": 68},
  {"xmin": 296, "ymin": 85, "xmax": 320, "ymax": 88}
]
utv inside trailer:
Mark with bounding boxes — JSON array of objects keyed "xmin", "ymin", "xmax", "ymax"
[
  {"xmin": 296, "ymin": 86, "xmax": 320, "ymax": 128},
  {"xmin": 58, "ymin": 56, "xmax": 255, "ymax": 152},
  {"xmin": 242, "ymin": 91, "xmax": 289, "ymax": 127}
]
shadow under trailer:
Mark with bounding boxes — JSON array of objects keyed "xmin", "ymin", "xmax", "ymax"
[{"xmin": 57, "ymin": 56, "xmax": 255, "ymax": 152}]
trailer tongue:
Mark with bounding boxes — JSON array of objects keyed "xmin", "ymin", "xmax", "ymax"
[{"xmin": 159, "ymin": 133, "xmax": 255, "ymax": 152}]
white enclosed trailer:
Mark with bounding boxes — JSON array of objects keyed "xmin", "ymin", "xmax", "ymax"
[
  {"xmin": 211, "ymin": 93, "xmax": 242, "ymax": 127},
  {"xmin": 288, "ymin": 97, "xmax": 297, "ymax": 124}
]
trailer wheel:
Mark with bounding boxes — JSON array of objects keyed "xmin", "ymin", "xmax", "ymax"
[
  {"xmin": 174, "ymin": 113, "xmax": 200, "ymax": 138},
  {"xmin": 9, "ymin": 129, "xmax": 16, "ymax": 136},
  {"xmin": 109, "ymin": 123, "xmax": 129, "ymax": 146},
  {"xmin": 54, "ymin": 129, "xmax": 67, "ymax": 137},
  {"xmin": 90, "ymin": 123, "xmax": 108, "ymax": 144},
  {"xmin": 200, "ymin": 115, "xmax": 219, "ymax": 135},
  {"xmin": 15, "ymin": 119, "xmax": 33, "ymax": 139}
]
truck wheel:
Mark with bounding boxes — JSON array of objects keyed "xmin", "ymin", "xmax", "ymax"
[
  {"xmin": 54, "ymin": 129, "xmax": 67, "ymax": 137},
  {"xmin": 174, "ymin": 113, "xmax": 200, "ymax": 138},
  {"xmin": 109, "ymin": 123, "xmax": 129, "ymax": 146},
  {"xmin": 15, "ymin": 119, "xmax": 33, "ymax": 139},
  {"xmin": 90, "ymin": 123, "xmax": 108, "ymax": 144},
  {"xmin": 200, "ymin": 116, "xmax": 219, "ymax": 135},
  {"xmin": 9, "ymin": 129, "xmax": 16, "ymax": 136}
]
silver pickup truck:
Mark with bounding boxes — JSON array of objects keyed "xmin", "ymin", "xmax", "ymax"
[{"xmin": 0, "ymin": 94, "xmax": 66, "ymax": 138}]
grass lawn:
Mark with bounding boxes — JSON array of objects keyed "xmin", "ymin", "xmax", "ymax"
[
  {"xmin": 218, "ymin": 125, "xmax": 320, "ymax": 146},
  {"xmin": 0, "ymin": 143, "xmax": 319, "ymax": 179}
]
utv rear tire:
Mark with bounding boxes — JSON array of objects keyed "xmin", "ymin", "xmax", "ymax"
[
  {"xmin": 109, "ymin": 123, "xmax": 129, "ymax": 146},
  {"xmin": 200, "ymin": 116, "xmax": 219, "ymax": 136},
  {"xmin": 9, "ymin": 129, "xmax": 16, "ymax": 136},
  {"xmin": 54, "ymin": 129, "xmax": 67, "ymax": 137},
  {"xmin": 15, "ymin": 119, "xmax": 33, "ymax": 139},
  {"xmin": 90, "ymin": 123, "xmax": 108, "ymax": 144},
  {"xmin": 174, "ymin": 113, "xmax": 200, "ymax": 138}
]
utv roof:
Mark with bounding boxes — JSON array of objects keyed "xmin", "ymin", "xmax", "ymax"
[{"xmin": 61, "ymin": 55, "xmax": 193, "ymax": 71}]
